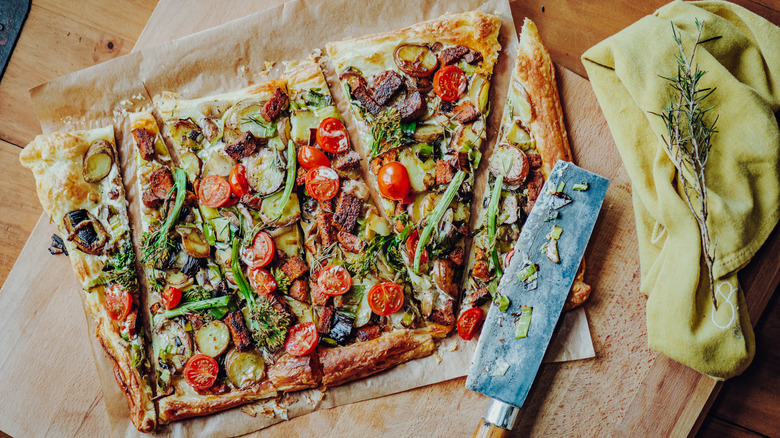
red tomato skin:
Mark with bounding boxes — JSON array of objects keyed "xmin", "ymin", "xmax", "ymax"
[
  {"xmin": 162, "ymin": 286, "xmax": 182, "ymax": 310},
  {"xmin": 433, "ymin": 65, "xmax": 467, "ymax": 101},
  {"xmin": 298, "ymin": 145, "xmax": 331, "ymax": 170},
  {"xmin": 368, "ymin": 282, "xmax": 405, "ymax": 316},
  {"xmin": 285, "ymin": 322, "xmax": 319, "ymax": 356},
  {"xmin": 241, "ymin": 231, "xmax": 275, "ymax": 268},
  {"xmin": 305, "ymin": 166, "xmax": 340, "ymax": 201},
  {"xmin": 317, "ymin": 264, "xmax": 352, "ymax": 296},
  {"xmin": 405, "ymin": 230, "xmax": 429, "ymax": 264},
  {"xmin": 248, "ymin": 267, "xmax": 277, "ymax": 296},
  {"xmin": 105, "ymin": 284, "xmax": 132, "ymax": 321},
  {"xmin": 228, "ymin": 164, "xmax": 249, "ymax": 197},
  {"xmin": 199, "ymin": 174, "xmax": 232, "ymax": 208},
  {"xmin": 457, "ymin": 307, "xmax": 485, "ymax": 340},
  {"xmin": 377, "ymin": 161, "xmax": 412, "ymax": 201},
  {"xmin": 183, "ymin": 354, "xmax": 219, "ymax": 390},
  {"xmin": 316, "ymin": 117, "xmax": 349, "ymax": 154}
]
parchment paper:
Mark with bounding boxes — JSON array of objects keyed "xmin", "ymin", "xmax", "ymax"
[{"xmin": 28, "ymin": 0, "xmax": 595, "ymax": 436}]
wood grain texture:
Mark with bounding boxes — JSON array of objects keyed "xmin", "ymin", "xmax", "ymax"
[
  {"xmin": 0, "ymin": 140, "xmax": 42, "ymax": 286},
  {"xmin": 510, "ymin": 0, "xmax": 780, "ymax": 79},
  {"xmin": 0, "ymin": 0, "xmax": 157, "ymax": 147}
]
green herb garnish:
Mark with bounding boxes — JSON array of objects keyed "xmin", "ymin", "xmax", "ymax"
[
  {"xmin": 103, "ymin": 240, "xmax": 138, "ymax": 291},
  {"xmin": 370, "ymin": 107, "xmax": 403, "ymax": 157},
  {"xmin": 486, "ymin": 175, "xmax": 504, "ymax": 278},
  {"xmin": 271, "ymin": 267, "xmax": 291, "ymax": 295},
  {"xmin": 414, "ymin": 171, "xmax": 466, "ymax": 273},
  {"xmin": 243, "ymin": 114, "xmax": 278, "ymax": 137},
  {"xmin": 515, "ymin": 306, "xmax": 533, "ymax": 339},
  {"xmin": 163, "ymin": 296, "xmax": 231, "ymax": 319},
  {"xmin": 572, "ymin": 182, "xmax": 589, "ymax": 191},
  {"xmin": 494, "ymin": 294, "xmax": 510, "ymax": 312},
  {"xmin": 517, "ymin": 263, "xmax": 538, "ymax": 282},
  {"xmin": 140, "ymin": 168, "xmax": 187, "ymax": 268},
  {"xmin": 273, "ymin": 140, "xmax": 297, "ymax": 221}
]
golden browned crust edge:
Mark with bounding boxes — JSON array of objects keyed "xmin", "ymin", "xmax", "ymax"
[
  {"xmin": 158, "ymin": 378, "xmax": 277, "ymax": 424},
  {"xmin": 516, "ymin": 19, "xmax": 572, "ymax": 178},
  {"xmin": 319, "ymin": 328, "xmax": 435, "ymax": 387},
  {"xmin": 266, "ymin": 352, "xmax": 323, "ymax": 392},
  {"xmin": 97, "ymin": 322, "xmax": 156, "ymax": 432},
  {"xmin": 326, "ymin": 11, "xmax": 502, "ymax": 76}
]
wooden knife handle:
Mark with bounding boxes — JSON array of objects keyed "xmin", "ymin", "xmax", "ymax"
[{"xmin": 473, "ymin": 419, "xmax": 512, "ymax": 438}]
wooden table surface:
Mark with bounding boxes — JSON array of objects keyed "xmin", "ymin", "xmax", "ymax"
[{"xmin": 1, "ymin": 1, "xmax": 778, "ymax": 437}]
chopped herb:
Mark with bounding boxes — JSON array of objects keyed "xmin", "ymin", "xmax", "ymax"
[
  {"xmin": 494, "ymin": 294, "xmax": 510, "ymax": 312},
  {"xmin": 243, "ymin": 114, "xmax": 278, "ymax": 137},
  {"xmin": 302, "ymin": 89, "xmax": 330, "ymax": 107},
  {"xmin": 556, "ymin": 181, "xmax": 565, "ymax": 193},
  {"xmin": 544, "ymin": 211, "xmax": 559, "ymax": 222},
  {"xmin": 346, "ymin": 225, "xmax": 409, "ymax": 281},
  {"xmin": 103, "ymin": 240, "xmax": 138, "ymax": 291},
  {"xmin": 486, "ymin": 175, "xmax": 504, "ymax": 278},
  {"xmin": 514, "ymin": 305, "xmax": 533, "ymax": 339},
  {"xmin": 517, "ymin": 263, "xmax": 538, "ymax": 282},
  {"xmin": 572, "ymin": 182, "xmax": 589, "ymax": 191},
  {"xmin": 370, "ymin": 107, "xmax": 405, "ymax": 157},
  {"xmin": 182, "ymin": 286, "xmax": 212, "ymax": 303},
  {"xmin": 401, "ymin": 121, "xmax": 416, "ymax": 136},
  {"xmin": 129, "ymin": 341, "xmax": 145, "ymax": 369},
  {"xmin": 547, "ymin": 225, "xmax": 563, "ymax": 240},
  {"xmin": 415, "ymin": 171, "xmax": 466, "ymax": 273}
]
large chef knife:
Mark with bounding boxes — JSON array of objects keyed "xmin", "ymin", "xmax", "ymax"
[{"xmin": 466, "ymin": 161, "xmax": 608, "ymax": 437}]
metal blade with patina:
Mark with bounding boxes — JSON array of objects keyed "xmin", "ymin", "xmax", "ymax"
[{"xmin": 466, "ymin": 160, "xmax": 609, "ymax": 408}]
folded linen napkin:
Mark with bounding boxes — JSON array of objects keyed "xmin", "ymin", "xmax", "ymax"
[{"xmin": 582, "ymin": 0, "xmax": 780, "ymax": 379}]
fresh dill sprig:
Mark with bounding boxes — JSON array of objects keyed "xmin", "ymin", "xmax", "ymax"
[
  {"xmin": 371, "ymin": 107, "xmax": 403, "ymax": 157},
  {"xmin": 652, "ymin": 19, "xmax": 720, "ymax": 308}
]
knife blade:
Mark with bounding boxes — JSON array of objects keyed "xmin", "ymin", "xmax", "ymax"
[{"xmin": 465, "ymin": 161, "xmax": 609, "ymax": 436}]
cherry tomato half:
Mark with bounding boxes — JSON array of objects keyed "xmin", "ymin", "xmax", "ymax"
[
  {"xmin": 377, "ymin": 161, "xmax": 411, "ymax": 201},
  {"xmin": 457, "ymin": 307, "xmax": 485, "ymax": 341},
  {"xmin": 298, "ymin": 145, "xmax": 331, "ymax": 170},
  {"xmin": 248, "ymin": 267, "xmax": 277, "ymax": 296},
  {"xmin": 183, "ymin": 354, "xmax": 219, "ymax": 390},
  {"xmin": 317, "ymin": 264, "xmax": 352, "ymax": 297},
  {"xmin": 199, "ymin": 174, "xmax": 232, "ymax": 208},
  {"xmin": 228, "ymin": 164, "xmax": 249, "ymax": 197},
  {"xmin": 405, "ymin": 229, "xmax": 429, "ymax": 264},
  {"xmin": 316, "ymin": 117, "xmax": 349, "ymax": 154},
  {"xmin": 240, "ymin": 231, "xmax": 275, "ymax": 268},
  {"xmin": 306, "ymin": 166, "xmax": 340, "ymax": 201},
  {"xmin": 368, "ymin": 282, "xmax": 405, "ymax": 316},
  {"xmin": 433, "ymin": 65, "xmax": 467, "ymax": 102},
  {"xmin": 162, "ymin": 286, "xmax": 182, "ymax": 310},
  {"xmin": 284, "ymin": 322, "xmax": 319, "ymax": 356},
  {"xmin": 105, "ymin": 284, "xmax": 132, "ymax": 321}
]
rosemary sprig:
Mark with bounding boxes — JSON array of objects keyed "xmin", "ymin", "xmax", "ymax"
[{"xmin": 652, "ymin": 19, "xmax": 720, "ymax": 308}]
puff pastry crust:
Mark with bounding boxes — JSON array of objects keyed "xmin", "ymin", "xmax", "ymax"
[{"xmin": 19, "ymin": 128, "xmax": 157, "ymax": 432}]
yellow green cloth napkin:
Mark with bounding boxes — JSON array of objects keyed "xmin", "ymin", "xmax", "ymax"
[{"xmin": 582, "ymin": 0, "xmax": 780, "ymax": 379}]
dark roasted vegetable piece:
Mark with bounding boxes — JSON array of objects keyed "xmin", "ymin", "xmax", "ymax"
[
  {"xmin": 180, "ymin": 255, "xmax": 203, "ymax": 278},
  {"xmin": 396, "ymin": 91, "xmax": 426, "ymax": 122},
  {"xmin": 288, "ymin": 279, "xmax": 309, "ymax": 303},
  {"xmin": 372, "ymin": 70, "xmax": 405, "ymax": 106},
  {"xmin": 225, "ymin": 310, "xmax": 253, "ymax": 351},
  {"xmin": 452, "ymin": 101, "xmax": 479, "ymax": 124},
  {"xmin": 224, "ymin": 131, "xmax": 263, "ymax": 161},
  {"xmin": 332, "ymin": 151, "xmax": 361, "ymax": 172},
  {"xmin": 351, "ymin": 85, "xmax": 382, "ymax": 116},
  {"xmin": 429, "ymin": 300, "xmax": 455, "ymax": 326},
  {"xmin": 280, "ymin": 257, "xmax": 308, "ymax": 281},
  {"xmin": 332, "ymin": 192, "xmax": 362, "ymax": 233},
  {"xmin": 48, "ymin": 234, "xmax": 68, "ymax": 256},
  {"xmin": 523, "ymin": 170, "xmax": 545, "ymax": 214},
  {"xmin": 439, "ymin": 45, "xmax": 469, "ymax": 65},
  {"xmin": 463, "ymin": 49, "xmax": 483, "ymax": 64},
  {"xmin": 185, "ymin": 313, "xmax": 205, "ymax": 331},
  {"xmin": 464, "ymin": 286, "xmax": 491, "ymax": 308},
  {"xmin": 317, "ymin": 305, "xmax": 335, "ymax": 335},
  {"xmin": 328, "ymin": 312, "xmax": 354, "ymax": 346},
  {"xmin": 356, "ymin": 325, "xmax": 381, "ymax": 342},
  {"xmin": 436, "ymin": 159, "xmax": 454, "ymax": 185},
  {"xmin": 337, "ymin": 230, "xmax": 366, "ymax": 254},
  {"xmin": 261, "ymin": 87, "xmax": 289, "ymax": 122},
  {"xmin": 433, "ymin": 259, "xmax": 458, "ymax": 298},
  {"xmin": 63, "ymin": 209, "xmax": 108, "ymax": 255},
  {"xmin": 132, "ymin": 128, "xmax": 156, "ymax": 161}
]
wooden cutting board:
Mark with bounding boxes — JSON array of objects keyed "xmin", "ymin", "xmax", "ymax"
[{"xmin": 1, "ymin": 1, "xmax": 778, "ymax": 437}]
